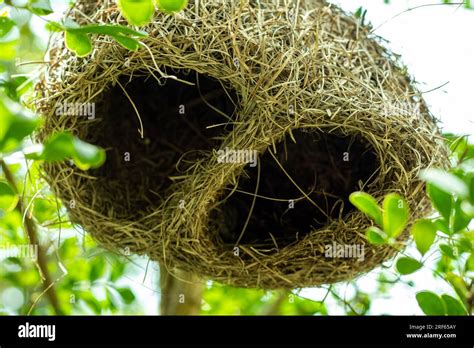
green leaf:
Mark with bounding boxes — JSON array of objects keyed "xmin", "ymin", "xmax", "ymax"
[
  {"xmin": 445, "ymin": 134, "xmax": 469, "ymax": 162},
  {"xmin": 89, "ymin": 258, "xmax": 106, "ymax": 281},
  {"xmin": 441, "ymin": 294, "xmax": 467, "ymax": 315},
  {"xmin": 34, "ymin": 132, "xmax": 75, "ymax": 162},
  {"xmin": 118, "ymin": 0, "xmax": 155, "ymax": 26},
  {"xmin": 365, "ymin": 226, "xmax": 386, "ymax": 245},
  {"xmin": 0, "ymin": 181, "xmax": 18, "ymax": 212},
  {"xmin": 439, "ymin": 244, "xmax": 456, "ymax": 259},
  {"xmin": 117, "ymin": 287, "xmax": 135, "ymax": 304},
  {"xmin": 411, "ymin": 219, "xmax": 437, "ymax": 256},
  {"xmin": 63, "ymin": 24, "xmax": 147, "ymax": 51},
  {"xmin": 450, "ymin": 199, "xmax": 471, "ymax": 233},
  {"xmin": 451, "ymin": 137, "xmax": 474, "ymax": 162},
  {"xmin": 420, "ymin": 168, "xmax": 469, "ymax": 198},
  {"xmin": 81, "ymin": 292, "xmax": 102, "ymax": 314},
  {"xmin": 45, "ymin": 21, "xmax": 64, "ymax": 33},
  {"xmin": 105, "ymin": 288, "xmax": 119, "ymax": 311},
  {"xmin": 32, "ymin": 198, "xmax": 57, "ymax": 224},
  {"xmin": 0, "ymin": 100, "xmax": 40, "ymax": 153},
  {"xmin": 355, "ymin": 6, "xmax": 364, "ymax": 18},
  {"xmin": 433, "ymin": 217, "xmax": 450, "ymax": 235},
  {"xmin": 427, "ymin": 183, "xmax": 453, "ymax": 221},
  {"xmin": 456, "ymin": 237, "xmax": 472, "ymax": 254},
  {"xmin": 466, "ymin": 253, "xmax": 474, "ymax": 271},
  {"xmin": 382, "ymin": 193, "xmax": 409, "ymax": 238},
  {"xmin": 65, "ymin": 31, "xmax": 92, "ymax": 57},
  {"xmin": 0, "ymin": 40, "xmax": 18, "ymax": 60},
  {"xmin": 109, "ymin": 34, "xmax": 141, "ymax": 51},
  {"xmin": 349, "ymin": 192, "xmax": 383, "ymax": 226},
  {"xmin": 110, "ymin": 262, "xmax": 126, "ymax": 282},
  {"xmin": 155, "ymin": 0, "xmax": 189, "ymax": 13},
  {"xmin": 72, "ymin": 137, "xmax": 106, "ymax": 169},
  {"xmin": 66, "ymin": 24, "xmax": 147, "ymax": 38},
  {"xmin": 0, "ymin": 17, "xmax": 15, "ymax": 38},
  {"xmin": 0, "ymin": 20, "xmax": 19, "ymax": 61},
  {"xmin": 26, "ymin": 132, "xmax": 106, "ymax": 170},
  {"xmin": 446, "ymin": 273, "xmax": 469, "ymax": 306},
  {"xmin": 28, "ymin": 0, "xmax": 53, "ymax": 15},
  {"xmin": 466, "ymin": 173, "xmax": 474, "ymax": 204},
  {"xmin": 396, "ymin": 257, "xmax": 422, "ymax": 275},
  {"xmin": 0, "ymin": 76, "xmax": 31, "ymax": 102},
  {"xmin": 416, "ymin": 291, "xmax": 446, "ymax": 315}
]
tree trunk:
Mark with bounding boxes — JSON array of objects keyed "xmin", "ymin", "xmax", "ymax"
[{"xmin": 159, "ymin": 265, "xmax": 204, "ymax": 315}]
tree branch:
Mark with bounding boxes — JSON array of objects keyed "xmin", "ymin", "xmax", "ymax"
[
  {"xmin": 0, "ymin": 159, "xmax": 63, "ymax": 315},
  {"xmin": 159, "ymin": 265, "xmax": 203, "ymax": 315},
  {"xmin": 261, "ymin": 291, "xmax": 288, "ymax": 315}
]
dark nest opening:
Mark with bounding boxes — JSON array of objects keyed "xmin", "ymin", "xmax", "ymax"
[
  {"xmin": 213, "ymin": 130, "xmax": 380, "ymax": 249},
  {"xmin": 85, "ymin": 70, "xmax": 237, "ymax": 217}
]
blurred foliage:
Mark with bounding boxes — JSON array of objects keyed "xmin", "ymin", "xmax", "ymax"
[
  {"xmin": 0, "ymin": 0, "xmax": 473, "ymax": 316},
  {"xmin": 201, "ymin": 287, "xmax": 327, "ymax": 315},
  {"xmin": 0, "ymin": 0, "xmax": 140, "ymax": 315}
]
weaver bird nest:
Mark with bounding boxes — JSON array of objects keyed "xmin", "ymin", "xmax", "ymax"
[{"xmin": 37, "ymin": 0, "xmax": 449, "ymax": 289}]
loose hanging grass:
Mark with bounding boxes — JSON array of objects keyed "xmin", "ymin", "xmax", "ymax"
[{"xmin": 36, "ymin": 0, "xmax": 449, "ymax": 289}]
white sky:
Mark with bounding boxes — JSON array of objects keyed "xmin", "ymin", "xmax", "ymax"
[{"xmin": 331, "ymin": 0, "xmax": 474, "ymax": 138}]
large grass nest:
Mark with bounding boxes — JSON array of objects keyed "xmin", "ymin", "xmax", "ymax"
[{"xmin": 36, "ymin": 0, "xmax": 449, "ymax": 289}]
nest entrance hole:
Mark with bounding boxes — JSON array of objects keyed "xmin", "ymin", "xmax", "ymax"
[
  {"xmin": 87, "ymin": 70, "xmax": 237, "ymax": 217},
  {"xmin": 214, "ymin": 130, "xmax": 380, "ymax": 249}
]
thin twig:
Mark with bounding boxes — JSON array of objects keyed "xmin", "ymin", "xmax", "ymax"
[
  {"xmin": 372, "ymin": 2, "xmax": 465, "ymax": 33},
  {"xmin": 116, "ymin": 80, "xmax": 145, "ymax": 139}
]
